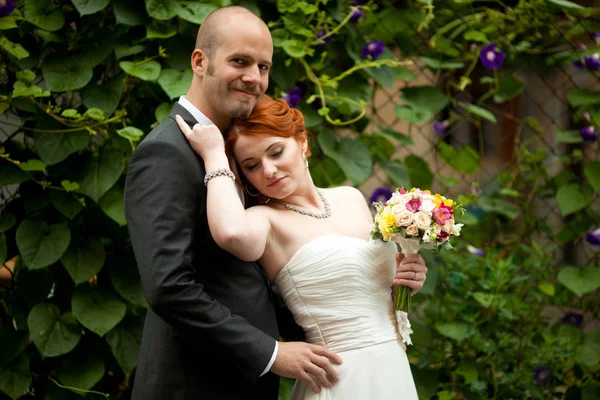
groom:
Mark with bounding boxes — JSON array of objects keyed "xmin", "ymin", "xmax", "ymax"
[{"xmin": 124, "ymin": 6, "xmax": 343, "ymax": 400}]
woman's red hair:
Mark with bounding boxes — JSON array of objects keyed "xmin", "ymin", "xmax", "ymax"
[{"xmin": 225, "ymin": 95, "xmax": 310, "ymax": 191}]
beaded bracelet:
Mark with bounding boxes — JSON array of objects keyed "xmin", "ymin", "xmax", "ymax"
[{"xmin": 203, "ymin": 168, "xmax": 235, "ymax": 186}]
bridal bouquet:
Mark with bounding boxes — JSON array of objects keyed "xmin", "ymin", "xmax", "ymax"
[{"xmin": 371, "ymin": 187, "xmax": 464, "ymax": 344}]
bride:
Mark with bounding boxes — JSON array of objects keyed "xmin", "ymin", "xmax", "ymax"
[{"xmin": 175, "ymin": 95, "xmax": 425, "ymax": 399}]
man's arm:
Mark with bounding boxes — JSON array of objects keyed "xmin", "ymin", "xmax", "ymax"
[{"xmin": 124, "ymin": 137, "xmax": 275, "ymax": 382}]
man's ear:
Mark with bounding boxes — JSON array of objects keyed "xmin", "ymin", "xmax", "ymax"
[{"xmin": 191, "ymin": 49, "xmax": 207, "ymax": 78}]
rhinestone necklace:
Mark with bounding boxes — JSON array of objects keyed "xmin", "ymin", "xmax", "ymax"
[{"xmin": 270, "ymin": 188, "xmax": 331, "ymax": 219}]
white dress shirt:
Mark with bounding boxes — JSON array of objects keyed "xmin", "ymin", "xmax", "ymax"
[{"xmin": 177, "ymin": 96, "xmax": 278, "ymax": 377}]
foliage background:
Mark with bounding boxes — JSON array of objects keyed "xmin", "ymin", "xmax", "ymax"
[{"xmin": 0, "ymin": 0, "xmax": 599, "ymax": 399}]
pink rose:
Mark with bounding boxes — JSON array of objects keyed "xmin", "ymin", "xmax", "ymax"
[
  {"xmin": 413, "ymin": 211, "xmax": 432, "ymax": 230},
  {"xmin": 405, "ymin": 224, "xmax": 418, "ymax": 236},
  {"xmin": 395, "ymin": 209, "xmax": 414, "ymax": 226}
]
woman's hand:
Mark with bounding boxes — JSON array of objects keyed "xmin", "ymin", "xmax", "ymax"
[
  {"xmin": 393, "ymin": 253, "xmax": 428, "ymax": 295},
  {"xmin": 175, "ymin": 115, "xmax": 225, "ymax": 161}
]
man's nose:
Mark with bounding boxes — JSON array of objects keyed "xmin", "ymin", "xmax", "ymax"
[{"xmin": 241, "ymin": 65, "xmax": 261, "ymax": 86}]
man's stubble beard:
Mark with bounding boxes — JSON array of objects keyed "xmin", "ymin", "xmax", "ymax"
[{"xmin": 206, "ymin": 60, "xmax": 260, "ymax": 121}]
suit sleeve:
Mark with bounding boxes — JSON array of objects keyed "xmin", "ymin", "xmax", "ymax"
[{"xmin": 124, "ymin": 138, "xmax": 276, "ymax": 382}]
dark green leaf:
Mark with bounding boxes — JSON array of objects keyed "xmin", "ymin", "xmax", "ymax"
[
  {"xmin": 61, "ymin": 238, "xmax": 106, "ymax": 285},
  {"xmin": 584, "ymin": 161, "xmax": 600, "ymax": 190},
  {"xmin": 0, "ymin": 355, "xmax": 32, "ymax": 400},
  {"xmin": 158, "ymin": 69, "xmax": 192, "ymax": 100},
  {"xmin": 120, "ymin": 60, "xmax": 161, "ymax": 81},
  {"xmin": 555, "ymin": 130, "xmax": 583, "ymax": 144},
  {"xmin": 377, "ymin": 127, "xmax": 413, "ymax": 145},
  {"xmin": 75, "ymin": 150, "xmax": 124, "ymax": 203},
  {"xmin": 0, "ymin": 37, "xmax": 29, "ymax": 60},
  {"xmin": 394, "ymin": 105, "xmax": 432, "ymax": 123},
  {"xmin": 405, "ymin": 155, "xmax": 433, "ymax": 189},
  {"xmin": 176, "ymin": 2, "xmax": 217, "ymax": 24},
  {"xmin": 556, "ymin": 183, "xmax": 594, "ymax": 216},
  {"xmin": 81, "ymin": 75, "xmax": 124, "ymax": 118},
  {"xmin": 437, "ymin": 141, "xmax": 480, "ymax": 175},
  {"xmin": 568, "ymin": 89, "xmax": 600, "ymax": 107},
  {"xmin": 113, "ymin": 0, "xmax": 147, "ymax": 26},
  {"xmin": 27, "ymin": 304, "xmax": 81, "ymax": 357},
  {"xmin": 71, "ymin": 0, "xmax": 110, "ymax": 16},
  {"xmin": 478, "ymin": 197, "xmax": 520, "ymax": 219},
  {"xmin": 400, "ymin": 86, "xmax": 449, "ymax": 113},
  {"xmin": 435, "ymin": 322, "xmax": 475, "ymax": 341},
  {"xmin": 379, "ymin": 159, "xmax": 411, "ymax": 188},
  {"xmin": 58, "ymin": 352, "xmax": 104, "ymax": 391},
  {"xmin": 494, "ymin": 76, "xmax": 525, "ymax": 104},
  {"xmin": 48, "ymin": 190, "xmax": 84, "ymax": 220},
  {"xmin": 106, "ymin": 319, "xmax": 142, "ymax": 373},
  {"xmin": 0, "ymin": 164, "xmax": 30, "ymax": 186},
  {"xmin": 42, "ymin": 56, "xmax": 93, "ymax": 92},
  {"xmin": 557, "ymin": 267, "xmax": 600, "ymax": 297},
  {"xmin": 98, "ymin": 183, "xmax": 126, "ymax": 226},
  {"xmin": 145, "ymin": 0, "xmax": 181, "ymax": 20},
  {"xmin": 16, "ymin": 220, "xmax": 71, "ymax": 270},
  {"xmin": 72, "ymin": 285, "xmax": 127, "ymax": 336},
  {"xmin": 458, "ymin": 102, "xmax": 497, "ymax": 123},
  {"xmin": 34, "ymin": 130, "xmax": 89, "ymax": 165},
  {"xmin": 24, "ymin": 0, "xmax": 65, "ymax": 31}
]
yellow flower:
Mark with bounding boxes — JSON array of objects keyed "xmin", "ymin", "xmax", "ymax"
[
  {"xmin": 434, "ymin": 193, "xmax": 454, "ymax": 208},
  {"xmin": 378, "ymin": 207, "xmax": 397, "ymax": 241}
]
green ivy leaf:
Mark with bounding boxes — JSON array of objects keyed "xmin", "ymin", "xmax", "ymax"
[
  {"xmin": 106, "ymin": 320, "xmax": 142, "ymax": 373},
  {"xmin": 400, "ymin": 86, "xmax": 449, "ymax": 114},
  {"xmin": 556, "ymin": 183, "xmax": 594, "ymax": 216},
  {"xmin": 116, "ymin": 127, "xmax": 144, "ymax": 142},
  {"xmin": 158, "ymin": 68, "xmax": 192, "ymax": 100},
  {"xmin": 0, "ymin": 212, "xmax": 16, "ymax": 233},
  {"xmin": 395, "ymin": 67, "xmax": 417, "ymax": 81},
  {"xmin": 61, "ymin": 239, "xmax": 106, "ymax": 285},
  {"xmin": 72, "ymin": 285, "xmax": 127, "ymax": 336},
  {"xmin": 557, "ymin": 267, "xmax": 600, "ymax": 297},
  {"xmin": 176, "ymin": 2, "xmax": 217, "ymax": 24},
  {"xmin": 27, "ymin": 304, "xmax": 81, "ymax": 357},
  {"xmin": 317, "ymin": 130, "xmax": 372, "ymax": 185},
  {"xmin": 24, "ymin": 0, "xmax": 65, "ymax": 31},
  {"xmin": 555, "ymin": 130, "xmax": 583, "ymax": 144},
  {"xmin": 359, "ymin": 133, "xmax": 395, "ymax": 160},
  {"xmin": 146, "ymin": 23, "xmax": 178, "ymax": 39},
  {"xmin": 110, "ymin": 257, "xmax": 147, "ymax": 307},
  {"xmin": 34, "ymin": 130, "xmax": 89, "ymax": 165},
  {"xmin": 568, "ymin": 89, "xmax": 600, "ymax": 107},
  {"xmin": 81, "ymin": 75, "xmax": 123, "ymax": 118},
  {"xmin": 16, "ymin": 220, "xmax": 71, "ymax": 270},
  {"xmin": 98, "ymin": 183, "xmax": 126, "ymax": 226},
  {"xmin": 0, "ymin": 355, "xmax": 32, "ymax": 400},
  {"xmin": 71, "ymin": 0, "xmax": 110, "ymax": 16},
  {"xmin": 538, "ymin": 282, "xmax": 555, "ymax": 296},
  {"xmin": 84, "ymin": 108, "xmax": 105, "ymax": 121},
  {"xmin": 19, "ymin": 159, "xmax": 46, "ymax": 171},
  {"xmin": 42, "ymin": 56, "xmax": 93, "ymax": 92},
  {"xmin": 494, "ymin": 76, "xmax": 525, "ymax": 104},
  {"xmin": 61, "ymin": 180, "xmax": 80, "ymax": 192},
  {"xmin": 58, "ymin": 352, "xmax": 104, "ymax": 391},
  {"xmin": 421, "ymin": 57, "xmax": 465, "ymax": 69},
  {"xmin": 282, "ymin": 40, "xmax": 308, "ymax": 58},
  {"xmin": 75, "ymin": 150, "xmax": 124, "ymax": 202},
  {"xmin": 548, "ymin": 0, "xmax": 588, "ymax": 11},
  {"xmin": 478, "ymin": 197, "xmax": 520, "ymax": 219},
  {"xmin": 458, "ymin": 102, "xmax": 497, "ymax": 123},
  {"xmin": 120, "ymin": 60, "xmax": 161, "ymax": 81},
  {"xmin": 0, "ymin": 164, "xmax": 30, "ymax": 186},
  {"xmin": 48, "ymin": 190, "xmax": 84, "ymax": 220},
  {"xmin": 584, "ymin": 161, "xmax": 600, "ymax": 190},
  {"xmin": 12, "ymin": 81, "xmax": 50, "ymax": 98},
  {"xmin": 114, "ymin": 44, "xmax": 145, "ymax": 60},
  {"xmin": 0, "ymin": 15, "xmax": 18, "ymax": 30},
  {"xmin": 394, "ymin": 105, "xmax": 432, "ymax": 123},
  {"xmin": 576, "ymin": 333, "xmax": 600, "ymax": 366},
  {"xmin": 0, "ymin": 37, "xmax": 29, "ymax": 60},
  {"xmin": 404, "ymin": 155, "xmax": 433, "ymax": 189},
  {"xmin": 155, "ymin": 102, "xmax": 172, "ymax": 123},
  {"xmin": 377, "ymin": 127, "xmax": 413, "ymax": 145},
  {"xmin": 61, "ymin": 109, "xmax": 81, "ymax": 119},
  {"xmin": 435, "ymin": 322, "xmax": 475, "ymax": 341},
  {"xmin": 463, "ymin": 30, "xmax": 488, "ymax": 42},
  {"xmin": 379, "ymin": 159, "xmax": 411, "ymax": 188},
  {"xmin": 437, "ymin": 141, "xmax": 480, "ymax": 176},
  {"xmin": 113, "ymin": 0, "xmax": 147, "ymax": 26},
  {"xmin": 145, "ymin": 0, "xmax": 181, "ymax": 20}
]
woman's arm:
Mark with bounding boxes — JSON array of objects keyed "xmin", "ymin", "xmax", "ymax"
[{"xmin": 175, "ymin": 115, "xmax": 270, "ymax": 262}]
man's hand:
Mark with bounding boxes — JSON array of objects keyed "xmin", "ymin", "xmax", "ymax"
[
  {"xmin": 271, "ymin": 342, "xmax": 342, "ymax": 393},
  {"xmin": 393, "ymin": 253, "xmax": 428, "ymax": 295}
]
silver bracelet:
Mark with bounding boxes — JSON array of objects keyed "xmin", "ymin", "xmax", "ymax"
[{"xmin": 203, "ymin": 168, "xmax": 235, "ymax": 186}]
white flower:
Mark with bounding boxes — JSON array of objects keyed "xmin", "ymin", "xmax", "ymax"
[
  {"xmin": 443, "ymin": 218, "xmax": 455, "ymax": 232},
  {"xmin": 452, "ymin": 223, "xmax": 464, "ymax": 236},
  {"xmin": 422, "ymin": 228, "xmax": 433, "ymax": 243},
  {"xmin": 413, "ymin": 211, "xmax": 432, "ymax": 230},
  {"xmin": 395, "ymin": 209, "xmax": 414, "ymax": 227},
  {"xmin": 396, "ymin": 310, "xmax": 413, "ymax": 346},
  {"xmin": 388, "ymin": 192, "xmax": 404, "ymax": 206},
  {"xmin": 391, "ymin": 204, "xmax": 405, "ymax": 215},
  {"xmin": 433, "ymin": 223, "xmax": 442, "ymax": 235},
  {"xmin": 405, "ymin": 224, "xmax": 418, "ymax": 236},
  {"xmin": 420, "ymin": 198, "xmax": 436, "ymax": 213}
]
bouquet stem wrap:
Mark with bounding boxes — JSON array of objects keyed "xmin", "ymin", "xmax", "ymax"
[{"xmin": 391, "ymin": 234, "xmax": 421, "ymax": 313}]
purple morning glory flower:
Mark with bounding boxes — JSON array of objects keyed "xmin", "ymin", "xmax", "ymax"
[
  {"xmin": 561, "ymin": 311, "xmax": 583, "ymax": 327},
  {"xmin": 580, "ymin": 126, "xmax": 596, "ymax": 142},
  {"xmin": 534, "ymin": 366, "xmax": 552, "ymax": 384},
  {"xmin": 361, "ymin": 41, "xmax": 384, "ymax": 60},
  {"xmin": 467, "ymin": 245, "xmax": 484, "ymax": 257},
  {"xmin": 586, "ymin": 228, "xmax": 600, "ymax": 245},
  {"xmin": 591, "ymin": 32, "xmax": 600, "ymax": 44},
  {"xmin": 369, "ymin": 187, "xmax": 393, "ymax": 206},
  {"xmin": 573, "ymin": 60, "xmax": 584, "ymax": 70},
  {"xmin": 350, "ymin": 8, "xmax": 364, "ymax": 23},
  {"xmin": 282, "ymin": 87, "xmax": 303, "ymax": 108},
  {"xmin": 433, "ymin": 120, "xmax": 449, "ymax": 135},
  {"xmin": 584, "ymin": 112, "xmax": 591, "ymax": 121},
  {"xmin": 0, "ymin": 0, "xmax": 15, "ymax": 17},
  {"xmin": 584, "ymin": 55, "xmax": 600, "ymax": 71},
  {"xmin": 316, "ymin": 29, "xmax": 331, "ymax": 46},
  {"xmin": 479, "ymin": 43, "xmax": 505, "ymax": 69}
]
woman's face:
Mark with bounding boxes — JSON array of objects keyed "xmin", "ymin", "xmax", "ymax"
[{"xmin": 233, "ymin": 134, "xmax": 308, "ymax": 199}]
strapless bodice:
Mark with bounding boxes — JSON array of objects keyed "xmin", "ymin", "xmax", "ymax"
[{"xmin": 274, "ymin": 235, "xmax": 400, "ymax": 353}]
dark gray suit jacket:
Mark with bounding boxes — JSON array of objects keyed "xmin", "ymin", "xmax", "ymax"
[{"xmin": 124, "ymin": 103, "xmax": 283, "ymax": 399}]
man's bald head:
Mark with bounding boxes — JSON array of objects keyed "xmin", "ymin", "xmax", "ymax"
[{"xmin": 195, "ymin": 6, "xmax": 266, "ymax": 60}]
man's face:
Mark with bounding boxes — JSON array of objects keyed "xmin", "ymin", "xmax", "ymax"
[{"xmin": 201, "ymin": 19, "xmax": 273, "ymax": 122}]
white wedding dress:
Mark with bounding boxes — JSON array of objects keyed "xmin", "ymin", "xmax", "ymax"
[{"xmin": 274, "ymin": 234, "xmax": 419, "ymax": 400}]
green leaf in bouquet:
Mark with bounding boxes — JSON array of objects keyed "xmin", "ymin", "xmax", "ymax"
[
  {"xmin": 437, "ymin": 141, "xmax": 480, "ymax": 176},
  {"xmin": 557, "ymin": 266, "xmax": 600, "ymax": 297},
  {"xmin": 379, "ymin": 159, "xmax": 411, "ymax": 189},
  {"xmin": 435, "ymin": 322, "xmax": 475, "ymax": 341},
  {"xmin": 556, "ymin": 183, "xmax": 594, "ymax": 216},
  {"xmin": 61, "ymin": 238, "xmax": 106, "ymax": 285},
  {"xmin": 72, "ymin": 285, "xmax": 127, "ymax": 336},
  {"xmin": 0, "ymin": 355, "xmax": 32, "ymax": 400},
  {"xmin": 27, "ymin": 304, "xmax": 81, "ymax": 357},
  {"xmin": 567, "ymin": 89, "xmax": 600, "ymax": 107},
  {"xmin": 494, "ymin": 76, "xmax": 525, "ymax": 104},
  {"xmin": 71, "ymin": 0, "xmax": 110, "ymax": 16},
  {"xmin": 145, "ymin": 0, "xmax": 181, "ymax": 20},
  {"xmin": 584, "ymin": 161, "xmax": 600, "ymax": 190},
  {"xmin": 400, "ymin": 86, "xmax": 449, "ymax": 114},
  {"xmin": 16, "ymin": 220, "xmax": 71, "ymax": 270},
  {"xmin": 404, "ymin": 155, "xmax": 433, "ymax": 189},
  {"xmin": 120, "ymin": 60, "xmax": 161, "ymax": 81}
]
